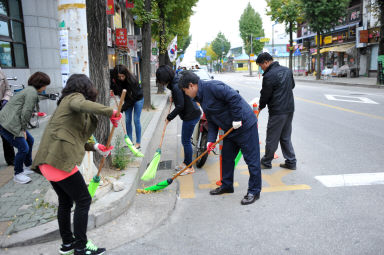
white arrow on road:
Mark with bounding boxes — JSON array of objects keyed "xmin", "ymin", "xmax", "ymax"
[{"xmin": 315, "ymin": 172, "xmax": 384, "ymax": 187}]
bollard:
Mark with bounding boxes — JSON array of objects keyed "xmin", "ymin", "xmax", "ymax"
[{"xmin": 216, "ymin": 128, "xmax": 224, "ymax": 186}]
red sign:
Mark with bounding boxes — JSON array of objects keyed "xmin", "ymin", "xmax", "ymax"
[
  {"xmin": 115, "ymin": 28, "xmax": 127, "ymax": 47},
  {"xmin": 360, "ymin": 30, "xmax": 368, "ymax": 43},
  {"xmin": 126, "ymin": 0, "xmax": 134, "ymax": 8},
  {"xmin": 106, "ymin": 0, "xmax": 114, "ymax": 15}
]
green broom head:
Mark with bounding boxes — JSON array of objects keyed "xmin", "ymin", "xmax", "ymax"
[
  {"xmin": 88, "ymin": 175, "xmax": 101, "ymax": 197},
  {"xmin": 234, "ymin": 150, "xmax": 243, "ymax": 168},
  {"xmin": 124, "ymin": 135, "xmax": 144, "ymax": 157},
  {"xmin": 141, "ymin": 148, "xmax": 161, "ymax": 181},
  {"xmin": 144, "ymin": 178, "xmax": 173, "ymax": 191}
]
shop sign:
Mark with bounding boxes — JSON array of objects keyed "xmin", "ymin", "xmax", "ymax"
[
  {"xmin": 152, "ymin": 48, "xmax": 158, "ymax": 55},
  {"xmin": 260, "ymin": 38, "xmax": 270, "ymax": 43},
  {"xmin": 126, "ymin": 1, "xmax": 134, "ymax": 8},
  {"xmin": 107, "ymin": 27, "xmax": 112, "ymax": 47},
  {"xmin": 310, "ymin": 48, "xmax": 317, "ymax": 54},
  {"xmin": 115, "ymin": 28, "xmax": 127, "ymax": 47},
  {"xmin": 323, "ymin": 36, "xmax": 332, "ymax": 44},
  {"xmin": 315, "ymin": 35, "xmax": 322, "ymax": 46},
  {"xmin": 127, "ymin": 35, "xmax": 137, "ymax": 50},
  {"xmin": 359, "ymin": 30, "xmax": 368, "ymax": 43},
  {"xmin": 106, "ymin": 0, "xmax": 114, "ymax": 15}
]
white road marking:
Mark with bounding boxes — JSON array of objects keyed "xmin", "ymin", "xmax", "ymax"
[
  {"xmin": 325, "ymin": 94, "xmax": 378, "ymax": 104},
  {"xmin": 315, "ymin": 172, "xmax": 384, "ymax": 187}
]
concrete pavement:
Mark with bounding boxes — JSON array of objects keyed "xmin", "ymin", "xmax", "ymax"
[{"xmin": 0, "ymin": 78, "xmax": 172, "ymax": 248}]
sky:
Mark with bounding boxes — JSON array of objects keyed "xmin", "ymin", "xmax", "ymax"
[{"xmin": 181, "ymin": 0, "xmax": 288, "ymax": 66}]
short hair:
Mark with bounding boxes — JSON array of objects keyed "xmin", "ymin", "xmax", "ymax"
[
  {"xmin": 178, "ymin": 71, "xmax": 200, "ymax": 89},
  {"xmin": 256, "ymin": 52, "xmax": 273, "ymax": 64},
  {"xmin": 57, "ymin": 74, "xmax": 97, "ymax": 105},
  {"xmin": 28, "ymin": 72, "xmax": 50, "ymax": 90},
  {"xmin": 156, "ymin": 65, "xmax": 175, "ymax": 84}
]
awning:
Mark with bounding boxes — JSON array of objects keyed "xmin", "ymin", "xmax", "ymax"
[{"xmin": 313, "ymin": 43, "xmax": 355, "ymax": 55}]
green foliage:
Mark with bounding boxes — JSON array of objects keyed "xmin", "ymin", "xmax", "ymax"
[
  {"xmin": 131, "ymin": 0, "xmax": 157, "ymax": 27},
  {"xmin": 211, "ymin": 32, "xmax": 231, "ymax": 59},
  {"xmin": 266, "ymin": 0, "xmax": 302, "ymax": 34},
  {"xmin": 112, "ymin": 134, "xmax": 130, "ymax": 170},
  {"xmin": 239, "ymin": 3, "xmax": 265, "ymax": 55},
  {"xmin": 196, "ymin": 43, "xmax": 218, "ymax": 65},
  {"xmin": 301, "ymin": 0, "xmax": 350, "ymax": 34}
]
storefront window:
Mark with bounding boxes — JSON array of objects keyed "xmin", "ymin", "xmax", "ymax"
[{"xmin": 0, "ymin": 0, "xmax": 27, "ymax": 68}]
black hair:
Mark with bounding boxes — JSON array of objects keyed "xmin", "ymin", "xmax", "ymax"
[
  {"xmin": 28, "ymin": 72, "xmax": 50, "ymax": 90},
  {"xmin": 256, "ymin": 52, "xmax": 273, "ymax": 64},
  {"xmin": 178, "ymin": 71, "xmax": 200, "ymax": 90},
  {"xmin": 113, "ymin": 64, "xmax": 139, "ymax": 88},
  {"xmin": 57, "ymin": 74, "xmax": 97, "ymax": 105},
  {"xmin": 156, "ymin": 65, "xmax": 175, "ymax": 85}
]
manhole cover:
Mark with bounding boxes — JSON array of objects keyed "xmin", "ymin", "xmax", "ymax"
[{"xmin": 146, "ymin": 160, "xmax": 173, "ymax": 170}]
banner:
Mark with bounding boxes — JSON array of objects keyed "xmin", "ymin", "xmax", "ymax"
[
  {"xmin": 127, "ymin": 35, "xmax": 137, "ymax": 50},
  {"xmin": 106, "ymin": 0, "xmax": 114, "ymax": 15},
  {"xmin": 168, "ymin": 36, "xmax": 177, "ymax": 62},
  {"xmin": 126, "ymin": 0, "xmax": 134, "ymax": 8},
  {"xmin": 115, "ymin": 28, "xmax": 127, "ymax": 47}
]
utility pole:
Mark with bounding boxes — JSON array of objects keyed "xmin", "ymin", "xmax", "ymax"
[{"xmin": 249, "ymin": 34, "xmax": 253, "ymax": 77}]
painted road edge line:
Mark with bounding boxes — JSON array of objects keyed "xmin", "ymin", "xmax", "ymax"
[{"xmin": 315, "ymin": 172, "xmax": 384, "ymax": 187}]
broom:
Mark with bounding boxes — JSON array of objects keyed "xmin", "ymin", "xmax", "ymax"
[
  {"xmin": 141, "ymin": 102, "xmax": 173, "ymax": 181},
  {"xmin": 88, "ymin": 89, "xmax": 126, "ymax": 197},
  {"xmin": 111, "ymin": 91, "xmax": 144, "ymax": 157},
  {"xmin": 138, "ymin": 127, "xmax": 234, "ymax": 192}
]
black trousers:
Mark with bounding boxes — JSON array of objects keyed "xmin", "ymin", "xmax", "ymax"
[
  {"xmin": 50, "ymin": 171, "xmax": 92, "ymax": 249},
  {"xmin": 261, "ymin": 112, "xmax": 296, "ymax": 167},
  {"xmin": 1, "ymin": 135, "xmax": 15, "ymax": 165},
  {"xmin": 221, "ymin": 124, "xmax": 262, "ymax": 195}
]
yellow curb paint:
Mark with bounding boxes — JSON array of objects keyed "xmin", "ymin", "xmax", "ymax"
[
  {"xmin": 178, "ymin": 174, "xmax": 195, "ymax": 199},
  {"xmin": 296, "ymin": 97, "xmax": 384, "ymax": 121},
  {"xmin": 198, "ymin": 182, "xmax": 239, "ymax": 190},
  {"xmin": 237, "ymin": 163, "xmax": 280, "ymax": 170},
  {"xmin": 262, "ymin": 184, "xmax": 311, "ymax": 192},
  {"xmin": 58, "ymin": 3, "xmax": 86, "ymax": 10}
]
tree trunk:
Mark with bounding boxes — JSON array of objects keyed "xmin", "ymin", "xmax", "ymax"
[
  {"xmin": 289, "ymin": 22, "xmax": 293, "ymax": 71},
  {"xmin": 157, "ymin": 2, "xmax": 166, "ymax": 94},
  {"xmin": 316, "ymin": 31, "xmax": 321, "ymax": 80},
  {"xmin": 86, "ymin": 0, "xmax": 111, "ymax": 166},
  {"xmin": 377, "ymin": 2, "xmax": 384, "ymax": 84},
  {"xmin": 142, "ymin": 0, "xmax": 152, "ymax": 109}
]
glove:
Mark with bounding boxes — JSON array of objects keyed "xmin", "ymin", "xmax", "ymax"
[
  {"xmin": 110, "ymin": 110, "xmax": 122, "ymax": 127},
  {"xmin": 232, "ymin": 121, "xmax": 242, "ymax": 129},
  {"xmin": 110, "ymin": 90, "xmax": 115, "ymax": 97},
  {"xmin": 34, "ymin": 112, "xmax": 47, "ymax": 117},
  {"xmin": 94, "ymin": 143, "xmax": 114, "ymax": 157},
  {"xmin": 207, "ymin": 142, "xmax": 216, "ymax": 154}
]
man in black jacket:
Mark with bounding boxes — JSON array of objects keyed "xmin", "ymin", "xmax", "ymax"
[
  {"xmin": 156, "ymin": 65, "xmax": 201, "ymax": 176},
  {"xmin": 256, "ymin": 52, "xmax": 297, "ymax": 170}
]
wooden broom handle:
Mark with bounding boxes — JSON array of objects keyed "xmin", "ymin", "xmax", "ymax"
[
  {"xmin": 96, "ymin": 89, "xmax": 126, "ymax": 177},
  {"xmin": 111, "ymin": 90, "xmax": 127, "ymax": 135},
  {"xmin": 172, "ymin": 127, "xmax": 234, "ymax": 180},
  {"xmin": 158, "ymin": 103, "xmax": 173, "ymax": 148}
]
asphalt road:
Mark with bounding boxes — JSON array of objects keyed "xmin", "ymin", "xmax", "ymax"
[{"xmin": 110, "ymin": 72, "xmax": 384, "ymax": 255}]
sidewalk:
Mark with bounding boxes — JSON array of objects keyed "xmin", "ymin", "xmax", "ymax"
[
  {"xmin": 294, "ymin": 75, "xmax": 382, "ymax": 88},
  {"xmin": 0, "ymin": 78, "xmax": 170, "ymax": 248}
]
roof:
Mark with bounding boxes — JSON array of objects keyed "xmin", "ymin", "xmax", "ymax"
[{"xmin": 234, "ymin": 53, "xmax": 250, "ymax": 61}]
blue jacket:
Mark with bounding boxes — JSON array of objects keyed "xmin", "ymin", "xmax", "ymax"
[{"xmin": 195, "ymin": 80, "xmax": 257, "ymax": 142}]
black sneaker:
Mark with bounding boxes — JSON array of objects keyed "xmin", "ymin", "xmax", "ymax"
[
  {"xmin": 279, "ymin": 163, "xmax": 296, "ymax": 170},
  {"xmin": 59, "ymin": 242, "xmax": 75, "ymax": 255},
  {"xmin": 74, "ymin": 240, "xmax": 106, "ymax": 255}
]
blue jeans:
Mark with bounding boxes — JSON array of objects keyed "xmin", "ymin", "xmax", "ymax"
[
  {"xmin": 125, "ymin": 98, "xmax": 144, "ymax": 144},
  {"xmin": 0, "ymin": 125, "xmax": 33, "ymax": 175},
  {"xmin": 181, "ymin": 117, "xmax": 200, "ymax": 166}
]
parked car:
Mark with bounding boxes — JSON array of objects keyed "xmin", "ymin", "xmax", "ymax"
[{"xmin": 181, "ymin": 69, "xmax": 214, "ymax": 80}]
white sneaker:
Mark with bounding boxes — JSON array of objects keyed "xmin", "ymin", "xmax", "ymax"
[
  {"xmin": 23, "ymin": 166, "xmax": 34, "ymax": 175},
  {"xmin": 14, "ymin": 173, "xmax": 31, "ymax": 184}
]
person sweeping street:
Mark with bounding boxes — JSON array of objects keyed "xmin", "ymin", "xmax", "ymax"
[
  {"xmin": 0, "ymin": 72, "xmax": 50, "ymax": 184},
  {"xmin": 179, "ymin": 71, "xmax": 262, "ymax": 205},
  {"xmin": 156, "ymin": 65, "xmax": 201, "ymax": 176},
  {"xmin": 32, "ymin": 74, "xmax": 122, "ymax": 255}
]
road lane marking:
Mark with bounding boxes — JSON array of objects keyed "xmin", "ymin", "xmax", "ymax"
[
  {"xmin": 178, "ymin": 174, "xmax": 195, "ymax": 199},
  {"xmin": 296, "ymin": 96, "xmax": 384, "ymax": 121},
  {"xmin": 315, "ymin": 172, "xmax": 384, "ymax": 187},
  {"xmin": 198, "ymin": 160, "xmax": 238, "ymax": 190},
  {"xmin": 241, "ymin": 168, "xmax": 311, "ymax": 192},
  {"xmin": 325, "ymin": 94, "xmax": 378, "ymax": 104}
]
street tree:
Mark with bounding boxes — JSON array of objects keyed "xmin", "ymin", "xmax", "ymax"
[
  {"xmin": 85, "ymin": 0, "xmax": 110, "ymax": 165},
  {"xmin": 301, "ymin": 0, "xmax": 350, "ymax": 80},
  {"xmin": 211, "ymin": 32, "xmax": 231, "ymax": 72},
  {"xmin": 196, "ymin": 43, "xmax": 218, "ymax": 69},
  {"xmin": 239, "ymin": 3, "xmax": 265, "ymax": 76},
  {"xmin": 266, "ymin": 0, "xmax": 302, "ymax": 70}
]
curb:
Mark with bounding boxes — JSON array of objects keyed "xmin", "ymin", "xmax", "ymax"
[
  {"xmin": 295, "ymin": 78, "xmax": 383, "ymax": 89},
  {"xmin": 0, "ymin": 93, "xmax": 170, "ymax": 248}
]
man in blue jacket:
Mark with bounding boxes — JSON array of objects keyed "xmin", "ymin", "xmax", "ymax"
[
  {"xmin": 179, "ymin": 71, "xmax": 262, "ymax": 205},
  {"xmin": 256, "ymin": 52, "xmax": 297, "ymax": 170}
]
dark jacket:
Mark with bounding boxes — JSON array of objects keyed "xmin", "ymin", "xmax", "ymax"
[
  {"xmin": 32, "ymin": 93, "xmax": 113, "ymax": 173},
  {"xmin": 111, "ymin": 78, "xmax": 143, "ymax": 111},
  {"xmin": 195, "ymin": 80, "xmax": 257, "ymax": 142},
  {"xmin": 259, "ymin": 61, "xmax": 295, "ymax": 115},
  {"xmin": 167, "ymin": 74, "xmax": 201, "ymax": 121}
]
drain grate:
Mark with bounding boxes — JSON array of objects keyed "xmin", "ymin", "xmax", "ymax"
[{"xmin": 146, "ymin": 160, "xmax": 173, "ymax": 170}]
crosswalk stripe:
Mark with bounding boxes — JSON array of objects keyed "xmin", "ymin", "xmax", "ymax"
[{"xmin": 315, "ymin": 172, "xmax": 384, "ymax": 187}]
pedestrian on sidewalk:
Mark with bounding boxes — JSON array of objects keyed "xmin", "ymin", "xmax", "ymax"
[
  {"xmin": 256, "ymin": 52, "xmax": 297, "ymax": 170},
  {"xmin": 111, "ymin": 65, "xmax": 144, "ymax": 149},
  {"xmin": 179, "ymin": 71, "xmax": 262, "ymax": 205},
  {"xmin": 0, "ymin": 72, "xmax": 50, "ymax": 184},
  {"xmin": 156, "ymin": 65, "xmax": 201, "ymax": 176},
  {"xmin": 32, "ymin": 74, "xmax": 122, "ymax": 255},
  {"xmin": 0, "ymin": 67, "xmax": 15, "ymax": 165}
]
